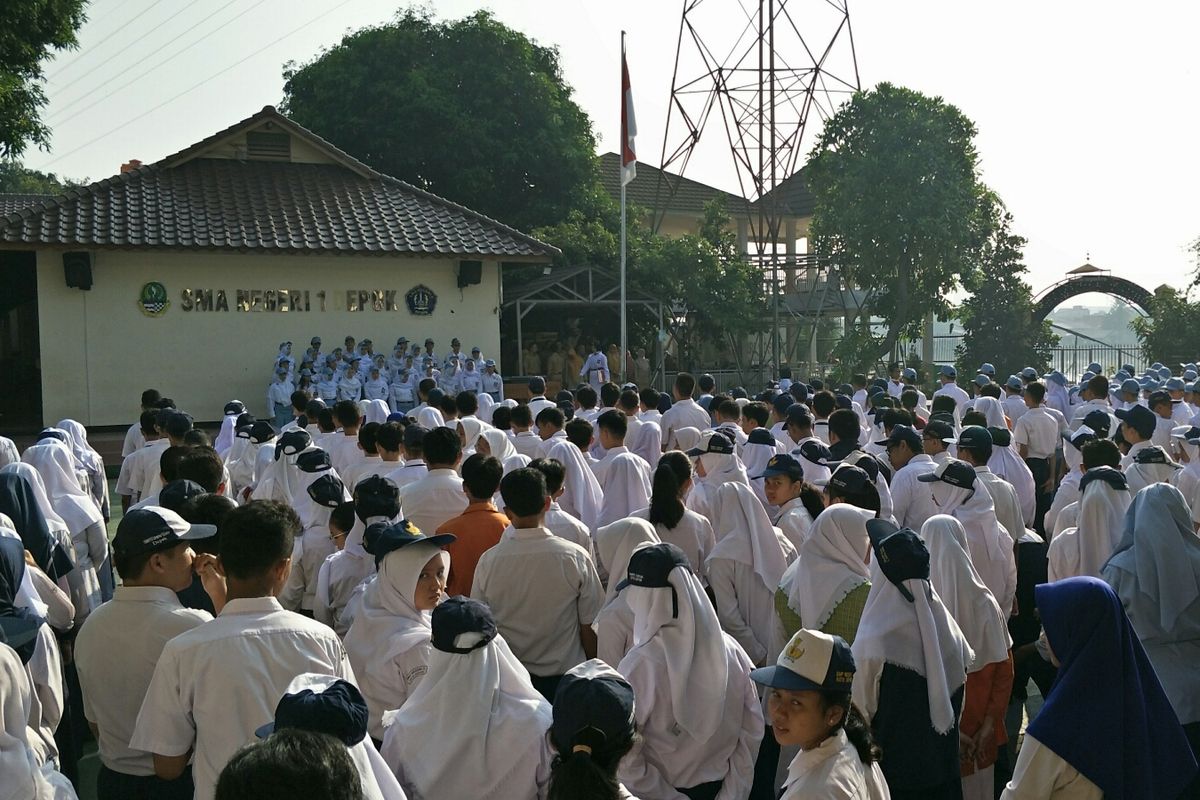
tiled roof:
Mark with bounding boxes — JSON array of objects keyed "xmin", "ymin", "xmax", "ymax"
[
  {"xmin": 0, "ymin": 107, "xmax": 557, "ymax": 260},
  {"xmin": 598, "ymin": 152, "xmax": 753, "ymax": 217},
  {"xmin": 753, "ymin": 167, "xmax": 814, "ymax": 218},
  {"xmin": 0, "ymin": 193, "xmax": 52, "ymax": 216}
]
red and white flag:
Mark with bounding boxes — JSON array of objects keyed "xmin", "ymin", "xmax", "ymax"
[{"xmin": 621, "ymin": 39, "xmax": 637, "ymax": 186}]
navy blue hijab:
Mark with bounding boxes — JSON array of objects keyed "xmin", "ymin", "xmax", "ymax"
[
  {"xmin": 0, "ymin": 536, "xmax": 43, "ymax": 664},
  {"xmin": 1029, "ymin": 577, "xmax": 1197, "ymax": 798},
  {"xmin": 0, "ymin": 472, "xmax": 73, "ymax": 581}
]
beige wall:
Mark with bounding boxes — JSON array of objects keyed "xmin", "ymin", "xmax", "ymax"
[{"xmin": 36, "ymin": 249, "xmax": 502, "ymax": 425}]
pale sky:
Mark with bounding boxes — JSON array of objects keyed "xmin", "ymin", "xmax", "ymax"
[{"xmin": 24, "ymin": 0, "xmax": 1200, "ymax": 300}]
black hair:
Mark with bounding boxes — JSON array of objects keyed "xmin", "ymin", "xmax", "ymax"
[
  {"xmin": 881, "ymin": 409, "xmax": 913, "ymax": 432},
  {"xmin": 828, "ymin": 475, "xmax": 882, "ymax": 516},
  {"xmin": 1025, "ymin": 381, "xmax": 1046, "ymax": 403},
  {"xmin": 500, "ymin": 467, "xmax": 549, "ymax": 517},
  {"xmin": 376, "ymin": 421, "xmax": 404, "ymax": 454},
  {"xmin": 564, "ymin": 417, "xmax": 594, "ymax": 450},
  {"xmin": 577, "ymin": 385, "xmax": 598, "ymax": 409},
  {"xmin": 491, "ymin": 406, "xmax": 512, "ymax": 431},
  {"xmin": 304, "ymin": 399, "xmax": 324, "ymax": 419},
  {"xmin": 674, "ymin": 372, "xmax": 696, "ymax": 397},
  {"xmin": 438, "ymin": 394, "xmax": 459, "ymax": 418},
  {"xmin": 961, "ymin": 410, "xmax": 988, "ymax": 428},
  {"xmin": 177, "ymin": 447, "xmax": 223, "ymax": 493},
  {"xmin": 215, "ymin": 729, "xmax": 362, "ymax": 800},
  {"xmin": 140, "ymin": 409, "xmax": 160, "ymax": 437},
  {"xmin": 698, "ymin": 373, "xmax": 716, "ymax": 392},
  {"xmin": 113, "ymin": 548, "xmax": 155, "ymax": 582},
  {"xmin": 828, "ymin": 409, "xmax": 860, "ymax": 444},
  {"xmin": 548, "ymin": 722, "xmax": 634, "ymax": 800},
  {"xmin": 742, "ymin": 401, "xmax": 769, "ymax": 428},
  {"xmin": 290, "ymin": 390, "xmax": 310, "ymax": 412},
  {"xmin": 329, "ymin": 502, "xmax": 356, "ymax": 535},
  {"xmin": 796, "ymin": 481, "xmax": 828, "ymax": 522},
  {"xmin": 649, "ymin": 451, "xmax": 691, "ymax": 529},
  {"xmin": 179, "ymin": 494, "xmax": 235, "ymax": 555},
  {"xmin": 510, "ymin": 404, "xmax": 533, "ymax": 428},
  {"xmin": 639, "ymin": 387, "xmax": 659, "ymax": 409},
  {"xmin": 817, "ymin": 694, "xmax": 881, "ymax": 765},
  {"xmin": 931, "ymin": 394, "xmax": 957, "ymax": 415},
  {"xmin": 219, "ymin": 501, "xmax": 299, "ymax": 580},
  {"xmin": 418, "ymin": 377, "xmax": 437, "ymax": 399},
  {"xmin": 899, "ymin": 389, "xmax": 919, "ymax": 411},
  {"xmin": 596, "ymin": 409, "xmax": 627, "ymax": 440},
  {"xmin": 529, "ymin": 458, "xmax": 566, "ymax": 495},
  {"xmin": 1087, "ymin": 374, "xmax": 1110, "ymax": 398},
  {"xmin": 316, "ymin": 408, "xmax": 336, "ymax": 433},
  {"xmin": 462, "ymin": 453, "xmax": 503, "ymax": 500},
  {"xmin": 1082, "ymin": 438, "xmax": 1121, "ymax": 470},
  {"xmin": 333, "ymin": 400, "xmax": 360, "ymax": 428},
  {"xmin": 536, "ymin": 406, "xmax": 566, "ymax": 430},
  {"xmin": 529, "ymin": 376, "xmax": 547, "ymax": 394},
  {"xmin": 141, "ymin": 388, "xmax": 162, "ymax": 408},
  {"xmin": 182, "ymin": 429, "xmax": 209, "ymax": 448},
  {"xmin": 357, "ymin": 422, "xmax": 380, "ymax": 455},
  {"xmin": 616, "ymin": 390, "xmax": 639, "ymax": 412},
  {"xmin": 812, "ymin": 390, "xmax": 837, "ymax": 417},
  {"xmin": 600, "ymin": 382, "xmax": 621, "ymax": 408},
  {"xmin": 423, "ymin": 427, "xmax": 462, "ymax": 468},
  {"xmin": 715, "ymin": 399, "xmax": 740, "ymax": 421},
  {"xmin": 155, "ymin": 397, "xmax": 176, "ymax": 410},
  {"xmin": 455, "ymin": 391, "xmax": 479, "ymax": 417},
  {"xmin": 980, "ymin": 383, "xmax": 1002, "ymax": 399},
  {"xmin": 852, "ymin": 373, "xmax": 867, "ymax": 388},
  {"xmin": 159, "ymin": 445, "xmax": 191, "ymax": 483}
]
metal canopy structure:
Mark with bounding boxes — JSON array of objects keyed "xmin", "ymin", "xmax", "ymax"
[{"xmin": 503, "ymin": 265, "xmax": 669, "ymax": 388}]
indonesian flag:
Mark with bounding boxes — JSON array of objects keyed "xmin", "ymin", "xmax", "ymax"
[{"xmin": 621, "ymin": 40, "xmax": 637, "ymax": 186}]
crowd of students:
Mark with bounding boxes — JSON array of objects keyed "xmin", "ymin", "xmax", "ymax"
[{"xmin": 1, "ymin": 356, "xmax": 1199, "ymax": 800}]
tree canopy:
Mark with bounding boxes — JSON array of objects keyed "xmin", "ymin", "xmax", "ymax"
[
  {"xmin": 281, "ymin": 8, "xmax": 598, "ymax": 233},
  {"xmin": 806, "ymin": 82, "xmax": 993, "ymax": 368},
  {"xmin": 1132, "ymin": 285, "xmax": 1200, "ymax": 367},
  {"xmin": 0, "ymin": 0, "xmax": 88, "ymax": 158},
  {"xmin": 0, "ymin": 160, "xmax": 81, "ymax": 193}
]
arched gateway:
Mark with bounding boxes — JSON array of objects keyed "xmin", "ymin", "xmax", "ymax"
[{"xmin": 1031, "ymin": 264, "xmax": 1153, "ymax": 323}]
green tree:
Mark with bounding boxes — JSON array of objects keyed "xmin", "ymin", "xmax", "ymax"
[
  {"xmin": 0, "ymin": 0, "xmax": 88, "ymax": 158},
  {"xmin": 0, "ymin": 160, "xmax": 80, "ymax": 193},
  {"xmin": 281, "ymin": 7, "xmax": 598, "ymax": 232},
  {"xmin": 954, "ymin": 202, "xmax": 1058, "ymax": 378},
  {"xmin": 806, "ymin": 82, "xmax": 992, "ymax": 368},
  {"xmin": 1132, "ymin": 285, "xmax": 1200, "ymax": 367}
]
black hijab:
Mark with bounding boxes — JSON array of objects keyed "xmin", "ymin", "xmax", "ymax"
[
  {"xmin": 0, "ymin": 473, "xmax": 73, "ymax": 581},
  {"xmin": 0, "ymin": 536, "xmax": 43, "ymax": 664}
]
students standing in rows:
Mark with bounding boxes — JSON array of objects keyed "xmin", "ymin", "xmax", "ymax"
[
  {"xmin": 396, "ymin": 427, "xmax": 467, "ymax": 536},
  {"xmin": 384, "ymin": 424, "xmax": 428, "ymax": 490},
  {"xmin": 1012, "ymin": 381, "xmax": 1061, "ymax": 532},
  {"xmin": 634, "ymin": 452, "xmax": 716, "ymax": 580},
  {"xmin": 436, "ymin": 454, "xmax": 507, "ymax": 596},
  {"xmin": 661, "ymin": 373, "xmax": 711, "ymax": 451}
]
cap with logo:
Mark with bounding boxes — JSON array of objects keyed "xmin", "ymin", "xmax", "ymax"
[
  {"xmin": 552, "ymin": 659, "xmax": 636, "ymax": 756},
  {"xmin": 307, "ymin": 474, "xmax": 348, "ymax": 508},
  {"xmin": 255, "ymin": 674, "xmax": 368, "ymax": 746},
  {"xmin": 1080, "ymin": 410, "xmax": 1112, "ymax": 437},
  {"xmin": 686, "ymin": 429, "xmax": 736, "ymax": 457},
  {"xmin": 295, "ymin": 448, "xmax": 332, "ymax": 474},
  {"xmin": 875, "ymin": 424, "xmax": 922, "ymax": 451},
  {"xmin": 431, "ymin": 596, "xmax": 498, "ymax": 654},
  {"xmin": 113, "ymin": 506, "xmax": 216, "ymax": 558},
  {"xmin": 865, "ymin": 519, "xmax": 930, "ymax": 603},
  {"xmin": 917, "ymin": 458, "xmax": 977, "ymax": 490},
  {"xmin": 616, "ymin": 542, "xmax": 691, "ymax": 592},
  {"xmin": 815, "ymin": 464, "xmax": 873, "ymax": 497},
  {"xmin": 1114, "ymin": 404, "xmax": 1157, "ymax": 440},
  {"xmin": 363, "ymin": 519, "xmax": 455, "ymax": 567},
  {"xmin": 751, "ymin": 628, "xmax": 856, "ymax": 693},
  {"xmin": 757, "ymin": 453, "xmax": 804, "ymax": 481},
  {"xmin": 944, "ymin": 424, "xmax": 992, "ymax": 452},
  {"xmin": 274, "ymin": 430, "xmax": 312, "ymax": 460},
  {"xmin": 923, "ymin": 419, "xmax": 954, "ymax": 442},
  {"xmin": 795, "ymin": 440, "xmax": 833, "ymax": 468}
]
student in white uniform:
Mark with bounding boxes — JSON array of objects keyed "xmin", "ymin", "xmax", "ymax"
[
  {"xmin": 121, "ymin": 389, "xmax": 161, "ymax": 457},
  {"xmin": 593, "ymin": 411, "xmax": 653, "ymax": 528},
  {"xmin": 481, "ymin": 360, "xmax": 505, "ymax": 402},
  {"xmin": 394, "ymin": 428, "xmax": 467, "ymax": 536},
  {"xmin": 384, "ymin": 425, "xmax": 429, "ymax": 490},
  {"xmin": 751, "ymin": 628, "xmax": 890, "ymax": 800},
  {"xmin": 278, "ymin": 469, "xmax": 349, "ymax": 615},
  {"xmin": 616, "ymin": 542, "xmax": 765, "ymax": 799},
  {"xmin": 594, "ymin": 517, "xmax": 661, "ymax": 668},
  {"xmin": 686, "ymin": 430, "xmax": 751, "ymax": 522},
  {"xmin": 1002, "ymin": 577, "xmax": 1196, "ymax": 800},
  {"xmin": 344, "ymin": 520, "xmax": 455, "ymax": 744},
  {"xmin": 75, "ymin": 507, "xmax": 216, "ymax": 800},
  {"xmin": 1013, "ymin": 382, "xmax": 1063, "ymax": 530},
  {"xmin": 1047, "ymin": 467, "xmax": 1131, "ymax": 582},
  {"xmin": 544, "ymin": 420, "xmax": 605, "ymax": 532},
  {"xmin": 382, "ymin": 596, "xmax": 553, "ymax": 800},
  {"xmin": 933, "ymin": 365, "xmax": 970, "ymax": 409},
  {"xmin": 660, "ymin": 373, "xmax": 713, "ymax": 451},
  {"xmin": 117, "ymin": 411, "xmax": 168, "ymax": 511},
  {"xmin": 760, "ymin": 454, "xmax": 825, "ymax": 552},
  {"xmin": 880, "ymin": 425, "xmax": 937, "ymax": 531},
  {"xmin": 632, "ymin": 452, "xmax": 717, "ymax": 580},
  {"xmin": 472, "ymin": 468, "xmax": 604, "ymax": 700},
  {"xmin": 527, "ymin": 459, "xmax": 592, "ymax": 552},
  {"xmin": 131, "ymin": 501, "xmax": 356, "ymax": 800}
]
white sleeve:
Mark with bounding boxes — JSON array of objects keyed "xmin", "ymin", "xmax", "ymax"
[
  {"xmin": 706, "ymin": 560, "xmax": 766, "ymax": 666},
  {"xmin": 278, "ymin": 539, "xmax": 305, "ymax": 611},
  {"xmin": 130, "ymin": 643, "xmax": 195, "ymax": 758},
  {"xmin": 83, "ymin": 521, "xmax": 108, "ymax": 575},
  {"xmin": 30, "ymin": 628, "xmax": 64, "ymax": 735},
  {"xmin": 313, "ymin": 557, "xmax": 334, "ymax": 627},
  {"xmin": 1001, "ymin": 736, "xmax": 1098, "ymax": 799},
  {"xmin": 716, "ymin": 649, "xmax": 765, "ymax": 800},
  {"xmin": 616, "ymin": 657, "xmax": 690, "ymax": 800},
  {"xmin": 26, "ymin": 567, "xmax": 75, "ymax": 631}
]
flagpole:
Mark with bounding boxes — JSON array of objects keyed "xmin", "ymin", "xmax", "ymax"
[{"xmin": 620, "ymin": 30, "xmax": 628, "ymax": 385}]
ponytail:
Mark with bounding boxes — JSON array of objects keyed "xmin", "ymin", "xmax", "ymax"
[
  {"xmin": 820, "ymin": 693, "xmax": 881, "ymax": 765},
  {"xmin": 649, "ymin": 451, "xmax": 690, "ymax": 530},
  {"xmin": 547, "ymin": 730, "xmax": 634, "ymax": 800}
]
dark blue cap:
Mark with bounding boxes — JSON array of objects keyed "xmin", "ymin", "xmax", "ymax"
[
  {"xmin": 1081, "ymin": 410, "xmax": 1111, "ymax": 436},
  {"xmin": 114, "ymin": 506, "xmax": 216, "ymax": 557},
  {"xmin": 923, "ymin": 419, "xmax": 954, "ymax": 442},
  {"xmin": 158, "ymin": 479, "xmax": 208, "ymax": 513},
  {"xmin": 256, "ymin": 679, "xmax": 368, "ymax": 746},
  {"xmin": 875, "ymin": 424, "xmax": 922, "ymax": 450},
  {"xmin": 249, "ymin": 420, "xmax": 275, "ymax": 443},
  {"xmin": 686, "ymin": 429, "xmax": 735, "ymax": 457},
  {"xmin": 353, "ymin": 475, "xmax": 401, "ymax": 519},
  {"xmin": 917, "ymin": 458, "xmax": 977, "ymax": 490},
  {"xmin": 223, "ymin": 400, "xmax": 246, "ymax": 416},
  {"xmin": 785, "ymin": 403, "xmax": 813, "ymax": 427},
  {"xmin": 987, "ymin": 425, "xmax": 1012, "ymax": 447},
  {"xmin": 307, "ymin": 474, "xmax": 346, "ymax": 508},
  {"xmin": 615, "ymin": 542, "xmax": 691, "ymax": 592},
  {"xmin": 1133, "ymin": 446, "xmax": 1177, "ymax": 466},
  {"xmin": 432, "ymin": 596, "xmax": 498, "ymax": 654},
  {"xmin": 295, "ymin": 448, "xmax": 331, "ymax": 474},
  {"xmin": 773, "ymin": 394, "xmax": 795, "ymax": 415},
  {"xmin": 747, "ymin": 428, "xmax": 776, "ymax": 446},
  {"xmin": 865, "ymin": 519, "xmax": 929, "ymax": 603},
  {"xmin": 818, "ymin": 464, "xmax": 872, "ymax": 496},
  {"xmin": 552, "ymin": 660, "xmax": 636, "ymax": 754},
  {"xmin": 363, "ymin": 519, "xmax": 455, "ymax": 567},
  {"xmin": 945, "ymin": 425, "xmax": 992, "ymax": 452},
  {"xmin": 1115, "ymin": 404, "xmax": 1156, "ymax": 439},
  {"xmin": 797, "ymin": 439, "xmax": 833, "ymax": 467},
  {"xmin": 274, "ymin": 429, "xmax": 311, "ymax": 460},
  {"xmin": 757, "ymin": 453, "xmax": 803, "ymax": 481}
]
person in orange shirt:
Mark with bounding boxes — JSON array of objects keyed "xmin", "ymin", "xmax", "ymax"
[{"xmin": 437, "ymin": 454, "xmax": 508, "ymax": 596}]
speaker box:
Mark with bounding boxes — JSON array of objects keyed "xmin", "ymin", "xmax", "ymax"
[
  {"xmin": 457, "ymin": 260, "xmax": 483, "ymax": 288},
  {"xmin": 63, "ymin": 251, "xmax": 93, "ymax": 290}
]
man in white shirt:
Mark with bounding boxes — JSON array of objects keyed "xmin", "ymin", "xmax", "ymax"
[
  {"xmin": 116, "ymin": 410, "xmax": 169, "ymax": 511},
  {"xmin": 508, "ymin": 404, "xmax": 543, "ymax": 460},
  {"xmin": 1115, "ymin": 403, "xmax": 1158, "ymax": 470},
  {"xmin": 638, "ymin": 387, "xmax": 664, "ymax": 424},
  {"xmin": 1013, "ymin": 381, "xmax": 1063, "ymax": 533},
  {"xmin": 580, "ymin": 343, "xmax": 610, "ymax": 391},
  {"xmin": 932, "ymin": 365, "xmax": 970, "ymax": 410},
  {"xmin": 881, "ymin": 424, "xmax": 938, "ymax": 530},
  {"xmin": 592, "ymin": 411, "xmax": 652, "ymax": 527},
  {"xmin": 395, "ymin": 427, "xmax": 469, "ymax": 536},
  {"xmin": 326, "ymin": 400, "xmax": 365, "ymax": 479},
  {"xmin": 1069, "ymin": 374, "xmax": 1117, "ymax": 434},
  {"xmin": 621, "ymin": 389, "xmax": 661, "ymax": 466},
  {"xmin": 472, "ymin": 467, "xmax": 603, "ymax": 701},
  {"xmin": 526, "ymin": 376, "xmax": 555, "ymax": 421},
  {"xmin": 660, "ymin": 372, "xmax": 713, "ymax": 451},
  {"xmin": 885, "ymin": 362, "xmax": 905, "ymax": 399},
  {"xmin": 480, "ymin": 360, "xmax": 504, "ymax": 402},
  {"xmin": 1001, "ymin": 375, "xmax": 1029, "ymax": 424},
  {"xmin": 384, "ymin": 424, "xmax": 429, "ymax": 489},
  {"xmin": 527, "ymin": 458, "xmax": 594, "ymax": 554},
  {"xmin": 122, "ymin": 389, "xmax": 162, "ymax": 458},
  {"xmin": 1148, "ymin": 390, "xmax": 1180, "ymax": 449},
  {"xmin": 922, "ymin": 419, "xmax": 954, "ymax": 465},
  {"xmin": 76, "ymin": 506, "xmax": 216, "ymax": 800},
  {"xmin": 130, "ymin": 501, "xmax": 355, "ymax": 800},
  {"xmin": 536, "ymin": 406, "xmax": 569, "ymax": 459}
]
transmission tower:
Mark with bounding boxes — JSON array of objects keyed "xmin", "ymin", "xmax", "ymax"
[{"xmin": 654, "ymin": 0, "xmax": 861, "ymax": 374}]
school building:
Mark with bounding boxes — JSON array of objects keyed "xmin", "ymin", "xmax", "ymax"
[{"xmin": 0, "ymin": 107, "xmax": 557, "ymax": 429}]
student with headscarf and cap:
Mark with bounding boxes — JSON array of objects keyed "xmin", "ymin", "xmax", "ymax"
[
  {"xmin": 918, "ymin": 459, "xmax": 1017, "ymax": 616},
  {"xmin": 617, "ymin": 542, "xmax": 764, "ymax": 800},
  {"xmin": 251, "ymin": 429, "xmax": 311, "ymax": 505},
  {"xmin": 1124, "ymin": 442, "xmax": 1185, "ymax": 494},
  {"xmin": 760, "ymin": 454, "xmax": 826, "ymax": 553},
  {"xmin": 1101, "ymin": 484, "xmax": 1200, "ymax": 791},
  {"xmin": 1001, "ymin": 577, "xmax": 1197, "ymax": 799},
  {"xmin": 279, "ymin": 461, "xmax": 349, "ymax": 616},
  {"xmin": 852, "ymin": 520, "xmax": 972, "ymax": 800},
  {"xmin": 751, "ymin": 628, "xmax": 889, "ymax": 800},
  {"xmin": 1047, "ymin": 466, "xmax": 1131, "ymax": 582},
  {"xmin": 382, "ymin": 596, "xmax": 553, "ymax": 799},
  {"xmin": 985, "ymin": 425, "xmax": 1037, "ymax": 529},
  {"xmin": 1172, "ymin": 425, "xmax": 1200, "ymax": 528},
  {"xmin": 706, "ymin": 481, "xmax": 796, "ymax": 667},
  {"xmin": 344, "ymin": 520, "xmax": 454, "ymax": 745},
  {"xmin": 633, "ymin": 451, "xmax": 717, "ymax": 580},
  {"xmin": 54, "ymin": 419, "xmax": 109, "ymax": 521},
  {"xmin": 921, "ymin": 515, "xmax": 1014, "ymax": 800},
  {"xmin": 594, "ymin": 517, "xmax": 661, "ymax": 668},
  {"xmin": 686, "ymin": 430, "xmax": 751, "ymax": 523},
  {"xmin": 252, "ymin": 673, "xmax": 406, "ymax": 800}
]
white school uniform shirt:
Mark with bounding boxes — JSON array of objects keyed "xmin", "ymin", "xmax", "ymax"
[
  {"xmin": 580, "ymin": 351, "xmax": 610, "ymax": 389},
  {"xmin": 74, "ymin": 587, "xmax": 212, "ymax": 776},
  {"xmin": 384, "ymin": 459, "xmax": 427, "ymax": 490},
  {"xmin": 933, "ymin": 381, "xmax": 970, "ymax": 410},
  {"xmin": 1000, "ymin": 393, "xmax": 1028, "ymax": 424},
  {"xmin": 121, "ymin": 422, "xmax": 145, "ymax": 458},
  {"xmin": 631, "ymin": 506, "xmax": 716, "ymax": 581},
  {"xmin": 267, "ymin": 378, "xmax": 293, "ymax": 413},
  {"xmin": 593, "ymin": 446, "xmax": 653, "ymax": 528},
  {"xmin": 886, "ymin": 379, "xmax": 905, "ymax": 399},
  {"xmin": 639, "ymin": 409, "xmax": 663, "ymax": 425},
  {"xmin": 279, "ymin": 526, "xmax": 339, "ymax": 613},
  {"xmin": 1068, "ymin": 399, "xmax": 1115, "ymax": 432},
  {"xmin": 481, "ymin": 371, "xmax": 504, "ymax": 397},
  {"xmin": 1000, "ymin": 735, "xmax": 1102, "ymax": 800},
  {"xmin": 116, "ymin": 439, "xmax": 169, "ymax": 501},
  {"xmin": 396, "ymin": 468, "xmax": 468, "ymax": 536},
  {"xmin": 1013, "ymin": 406, "xmax": 1061, "ymax": 459},
  {"xmin": 780, "ymin": 728, "xmax": 890, "ymax": 800},
  {"xmin": 364, "ymin": 377, "xmax": 390, "ymax": 401},
  {"xmin": 536, "ymin": 430, "xmax": 568, "ymax": 460},
  {"xmin": 661, "ymin": 398, "xmax": 713, "ymax": 450},
  {"xmin": 890, "ymin": 454, "xmax": 938, "ymax": 531},
  {"xmin": 337, "ymin": 375, "xmax": 363, "ymax": 401},
  {"xmin": 511, "ymin": 430, "xmax": 544, "ymax": 460},
  {"xmin": 316, "ymin": 378, "xmax": 339, "ymax": 403},
  {"xmin": 22, "ymin": 624, "xmax": 64, "ymax": 767},
  {"xmin": 326, "ymin": 432, "xmax": 364, "ymax": 478},
  {"xmin": 975, "ymin": 466, "xmax": 1026, "ymax": 547},
  {"xmin": 459, "ymin": 370, "xmax": 483, "ymax": 394},
  {"xmin": 775, "ymin": 497, "xmax": 817, "ymax": 553},
  {"xmin": 130, "ymin": 596, "xmax": 356, "ymax": 800},
  {"xmin": 471, "ymin": 526, "xmax": 604, "ymax": 677},
  {"xmin": 542, "ymin": 502, "xmax": 594, "ymax": 554}
]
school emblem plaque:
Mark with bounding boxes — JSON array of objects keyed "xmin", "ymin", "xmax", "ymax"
[
  {"xmin": 405, "ymin": 285, "xmax": 437, "ymax": 316},
  {"xmin": 138, "ymin": 281, "xmax": 170, "ymax": 316}
]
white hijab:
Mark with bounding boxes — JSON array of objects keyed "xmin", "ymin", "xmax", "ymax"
[
  {"xmin": 477, "ymin": 392, "xmax": 497, "ymax": 425},
  {"xmin": 546, "ymin": 439, "xmax": 603, "ymax": 531},
  {"xmin": 972, "ymin": 397, "xmax": 1008, "ymax": 430},
  {"xmin": 595, "ymin": 454, "xmax": 652, "ymax": 529},
  {"xmin": 20, "ymin": 444, "xmax": 102, "ymax": 536},
  {"xmin": 791, "ymin": 505, "xmax": 873, "ymax": 631},
  {"xmin": 707, "ymin": 482, "xmax": 789, "ymax": 591},
  {"xmin": 1056, "ymin": 471, "xmax": 1131, "ymax": 578},
  {"xmin": 921, "ymin": 515, "xmax": 1011, "ymax": 670},
  {"xmin": 384, "ymin": 631, "xmax": 551, "ymax": 800},
  {"xmin": 457, "ymin": 418, "xmax": 486, "ymax": 454},
  {"xmin": 930, "ymin": 478, "xmax": 1011, "ymax": 602},
  {"xmin": 365, "ymin": 399, "xmax": 391, "ymax": 425},
  {"xmin": 673, "ymin": 427, "xmax": 703, "ymax": 454},
  {"xmin": 0, "ymin": 464, "xmax": 68, "ymax": 534},
  {"xmin": 620, "ymin": 564, "xmax": 728, "ymax": 740},
  {"xmin": 415, "ymin": 406, "xmax": 444, "ymax": 430},
  {"xmin": 213, "ymin": 409, "xmax": 241, "ymax": 457},
  {"xmin": 595, "ymin": 518, "xmax": 660, "ymax": 605},
  {"xmin": 252, "ymin": 432, "xmax": 311, "ymax": 504},
  {"xmin": 741, "ymin": 438, "xmax": 778, "ymax": 509},
  {"xmin": 53, "ymin": 419, "xmax": 103, "ymax": 481},
  {"xmin": 853, "ymin": 558, "xmax": 972, "ymax": 734},
  {"xmin": 988, "ymin": 445, "xmax": 1036, "ymax": 525}
]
